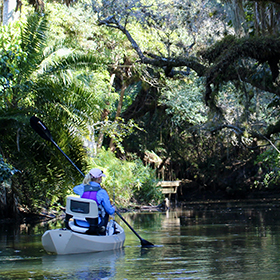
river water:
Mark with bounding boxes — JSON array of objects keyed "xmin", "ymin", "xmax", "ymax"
[{"xmin": 1, "ymin": 199, "xmax": 280, "ymax": 279}]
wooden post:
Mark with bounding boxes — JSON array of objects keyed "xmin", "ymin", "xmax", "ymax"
[{"xmin": 157, "ymin": 181, "xmax": 181, "ymax": 205}]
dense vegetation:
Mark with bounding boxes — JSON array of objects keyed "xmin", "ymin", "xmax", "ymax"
[{"xmin": 0, "ymin": 0, "xmax": 280, "ymax": 218}]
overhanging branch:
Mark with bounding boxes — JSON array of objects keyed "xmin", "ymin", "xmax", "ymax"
[{"xmin": 98, "ymin": 15, "xmax": 280, "ymax": 104}]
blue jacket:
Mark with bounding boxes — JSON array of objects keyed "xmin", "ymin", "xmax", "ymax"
[{"xmin": 73, "ymin": 181, "xmax": 115, "ymax": 215}]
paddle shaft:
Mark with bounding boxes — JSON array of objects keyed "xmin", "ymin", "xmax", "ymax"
[
  {"xmin": 30, "ymin": 116, "xmax": 154, "ymax": 247},
  {"xmin": 30, "ymin": 116, "xmax": 84, "ymax": 177},
  {"xmin": 50, "ymin": 138, "xmax": 84, "ymax": 177},
  {"xmin": 115, "ymin": 211, "xmax": 141, "ymax": 239}
]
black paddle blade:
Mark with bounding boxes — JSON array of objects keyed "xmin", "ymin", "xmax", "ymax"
[
  {"xmin": 141, "ymin": 239, "xmax": 154, "ymax": 248},
  {"xmin": 30, "ymin": 116, "xmax": 52, "ymax": 142},
  {"xmin": 116, "ymin": 211, "xmax": 154, "ymax": 247}
]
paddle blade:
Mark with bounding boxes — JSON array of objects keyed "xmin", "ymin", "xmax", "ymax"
[
  {"xmin": 141, "ymin": 239, "xmax": 154, "ymax": 248},
  {"xmin": 30, "ymin": 116, "xmax": 53, "ymax": 142},
  {"xmin": 116, "ymin": 211, "xmax": 154, "ymax": 247}
]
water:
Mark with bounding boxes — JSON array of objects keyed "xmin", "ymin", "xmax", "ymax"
[{"xmin": 1, "ymin": 199, "xmax": 280, "ymax": 279}]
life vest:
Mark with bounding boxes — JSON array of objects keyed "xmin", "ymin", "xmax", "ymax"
[
  {"xmin": 81, "ymin": 184, "xmax": 108, "ymax": 227},
  {"xmin": 81, "ymin": 184, "xmax": 100, "ymax": 200}
]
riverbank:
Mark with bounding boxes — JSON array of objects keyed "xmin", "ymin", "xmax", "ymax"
[{"xmin": 2, "ymin": 188, "xmax": 280, "ymax": 224}]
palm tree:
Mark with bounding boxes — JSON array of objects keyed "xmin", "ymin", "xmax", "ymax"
[{"xmin": 0, "ymin": 12, "xmax": 112, "ymax": 213}]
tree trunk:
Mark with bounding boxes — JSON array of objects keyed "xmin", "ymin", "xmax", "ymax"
[
  {"xmin": 0, "ymin": 180, "xmax": 19, "ymax": 219},
  {"xmin": 2, "ymin": 0, "xmax": 19, "ymax": 25},
  {"xmin": 97, "ymin": 73, "xmax": 115, "ymax": 149},
  {"xmin": 109, "ymin": 81, "xmax": 127, "ymax": 151}
]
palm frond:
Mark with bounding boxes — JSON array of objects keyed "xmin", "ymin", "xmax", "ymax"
[
  {"xmin": 42, "ymin": 51, "xmax": 107, "ymax": 76},
  {"xmin": 19, "ymin": 13, "xmax": 48, "ymax": 76}
]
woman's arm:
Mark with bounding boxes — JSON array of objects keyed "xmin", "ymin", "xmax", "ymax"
[{"xmin": 97, "ymin": 189, "xmax": 115, "ymax": 215}]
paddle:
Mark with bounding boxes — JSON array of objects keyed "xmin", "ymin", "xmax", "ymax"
[
  {"xmin": 30, "ymin": 115, "xmax": 154, "ymax": 248},
  {"xmin": 30, "ymin": 116, "xmax": 84, "ymax": 177},
  {"xmin": 114, "ymin": 210, "xmax": 154, "ymax": 247}
]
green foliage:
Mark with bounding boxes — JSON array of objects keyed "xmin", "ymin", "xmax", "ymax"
[
  {"xmin": 2, "ymin": 0, "xmax": 280, "ymax": 216},
  {"xmin": 131, "ymin": 160, "xmax": 163, "ymax": 204},
  {"xmin": 160, "ymin": 74, "xmax": 207, "ymax": 126},
  {"xmin": 254, "ymin": 148, "xmax": 280, "ymax": 189},
  {"xmin": 0, "ymin": 11, "xmax": 120, "ymax": 212},
  {"xmin": 102, "ymin": 117, "xmax": 143, "ymax": 153},
  {"xmin": 0, "ymin": 21, "xmax": 23, "ymax": 98},
  {"xmin": 85, "ymin": 148, "xmax": 162, "ymax": 206}
]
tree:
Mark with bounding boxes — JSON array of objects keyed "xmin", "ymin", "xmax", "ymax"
[
  {"xmin": 87, "ymin": 0, "xmax": 280, "ymax": 195},
  {"xmin": 0, "ymin": 11, "xmax": 117, "ymax": 211},
  {"xmin": 94, "ymin": 0, "xmax": 280, "ymax": 136},
  {"xmin": 1, "ymin": 0, "xmax": 20, "ymax": 25}
]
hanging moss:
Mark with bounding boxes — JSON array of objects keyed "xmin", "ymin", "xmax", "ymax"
[
  {"xmin": 199, "ymin": 35, "xmax": 237, "ymax": 64},
  {"xmin": 199, "ymin": 35, "xmax": 280, "ymax": 105}
]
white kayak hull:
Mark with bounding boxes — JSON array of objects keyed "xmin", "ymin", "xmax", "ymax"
[{"xmin": 42, "ymin": 223, "xmax": 125, "ymax": 255}]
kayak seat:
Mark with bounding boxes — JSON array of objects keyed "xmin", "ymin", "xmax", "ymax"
[{"xmin": 65, "ymin": 196, "xmax": 100, "ymax": 235}]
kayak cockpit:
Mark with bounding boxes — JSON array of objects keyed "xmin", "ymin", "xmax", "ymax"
[{"xmin": 64, "ymin": 196, "xmax": 106, "ymax": 235}]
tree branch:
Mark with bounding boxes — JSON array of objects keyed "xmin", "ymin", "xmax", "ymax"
[{"xmin": 98, "ymin": 15, "xmax": 280, "ymax": 105}]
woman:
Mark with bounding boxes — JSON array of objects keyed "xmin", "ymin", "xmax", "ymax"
[{"xmin": 73, "ymin": 168, "xmax": 115, "ymax": 232}]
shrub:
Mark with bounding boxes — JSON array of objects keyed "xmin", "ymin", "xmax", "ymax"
[{"xmin": 85, "ymin": 148, "xmax": 163, "ymax": 206}]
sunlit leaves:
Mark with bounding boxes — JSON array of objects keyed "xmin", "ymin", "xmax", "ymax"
[
  {"xmin": 86, "ymin": 148, "xmax": 162, "ymax": 206},
  {"xmin": 160, "ymin": 74, "xmax": 207, "ymax": 126},
  {"xmin": 95, "ymin": 0, "xmax": 228, "ymax": 58},
  {"xmin": 0, "ymin": 11, "xmax": 120, "ymax": 210}
]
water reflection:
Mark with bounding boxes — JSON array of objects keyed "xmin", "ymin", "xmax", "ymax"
[
  {"xmin": 1, "ymin": 200, "xmax": 280, "ymax": 279},
  {"xmin": 179, "ymin": 200, "xmax": 280, "ymax": 238},
  {"xmin": 126, "ymin": 200, "xmax": 280, "ymax": 279},
  {"xmin": 42, "ymin": 249, "xmax": 125, "ymax": 279}
]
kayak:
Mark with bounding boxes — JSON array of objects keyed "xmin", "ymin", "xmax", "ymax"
[
  {"xmin": 42, "ymin": 196, "xmax": 125, "ymax": 255},
  {"xmin": 30, "ymin": 116, "xmax": 153, "ymax": 253},
  {"xmin": 42, "ymin": 221, "xmax": 125, "ymax": 255}
]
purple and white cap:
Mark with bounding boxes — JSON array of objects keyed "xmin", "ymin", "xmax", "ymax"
[{"xmin": 89, "ymin": 168, "xmax": 106, "ymax": 178}]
